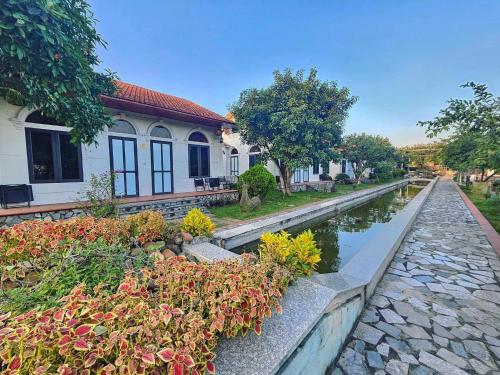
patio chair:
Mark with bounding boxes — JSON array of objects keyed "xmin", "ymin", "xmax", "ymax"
[
  {"xmin": 219, "ymin": 176, "xmax": 228, "ymax": 189},
  {"xmin": 0, "ymin": 184, "xmax": 34, "ymax": 209},
  {"xmin": 208, "ymin": 177, "xmax": 220, "ymax": 191},
  {"xmin": 194, "ymin": 178, "xmax": 206, "ymax": 191}
]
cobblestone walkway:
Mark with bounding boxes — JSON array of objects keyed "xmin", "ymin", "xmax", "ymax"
[{"xmin": 334, "ymin": 179, "xmax": 500, "ymax": 375}]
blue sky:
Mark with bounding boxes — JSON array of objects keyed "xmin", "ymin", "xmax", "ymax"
[{"xmin": 89, "ymin": 0, "xmax": 500, "ymax": 146}]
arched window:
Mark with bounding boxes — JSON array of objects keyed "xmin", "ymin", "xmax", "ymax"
[
  {"xmin": 25, "ymin": 110, "xmax": 64, "ymax": 126},
  {"xmin": 230, "ymin": 148, "xmax": 239, "ymax": 176},
  {"xmin": 188, "ymin": 131, "xmax": 208, "ymax": 143},
  {"xmin": 109, "ymin": 120, "xmax": 136, "ymax": 134},
  {"xmin": 188, "ymin": 132, "xmax": 210, "ymax": 177},
  {"xmin": 151, "ymin": 125, "xmax": 172, "ymax": 138},
  {"xmin": 249, "ymin": 145, "xmax": 261, "ymax": 167}
]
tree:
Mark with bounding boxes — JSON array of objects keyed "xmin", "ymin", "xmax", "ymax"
[
  {"xmin": 418, "ymin": 82, "xmax": 499, "ymax": 180},
  {"xmin": 230, "ymin": 68, "xmax": 357, "ymax": 195},
  {"xmin": 399, "ymin": 142, "xmax": 444, "ymax": 170},
  {"xmin": 341, "ymin": 133, "xmax": 397, "ymax": 183},
  {"xmin": 0, "ymin": 0, "xmax": 116, "ymax": 144}
]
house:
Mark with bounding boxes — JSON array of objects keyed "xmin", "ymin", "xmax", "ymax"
[{"xmin": 0, "ymin": 81, "xmax": 233, "ymax": 206}]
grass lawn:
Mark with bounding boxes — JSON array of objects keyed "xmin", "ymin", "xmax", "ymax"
[
  {"xmin": 210, "ymin": 181, "xmax": 398, "ymax": 220},
  {"xmin": 461, "ymin": 183, "xmax": 500, "ymax": 233}
]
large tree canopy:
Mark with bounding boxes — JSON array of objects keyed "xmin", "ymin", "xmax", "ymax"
[
  {"xmin": 399, "ymin": 142, "xmax": 444, "ymax": 169},
  {"xmin": 418, "ymin": 82, "xmax": 499, "ymax": 179},
  {"xmin": 230, "ymin": 68, "xmax": 357, "ymax": 195},
  {"xmin": 0, "ymin": 0, "xmax": 116, "ymax": 144},
  {"xmin": 341, "ymin": 133, "xmax": 397, "ymax": 182}
]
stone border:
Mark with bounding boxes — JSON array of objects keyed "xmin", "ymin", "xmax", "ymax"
[
  {"xmin": 214, "ymin": 179, "xmax": 410, "ymax": 250},
  {"xmin": 182, "ymin": 178, "xmax": 438, "ymax": 375},
  {"xmin": 455, "ymin": 183, "xmax": 500, "ymax": 256}
]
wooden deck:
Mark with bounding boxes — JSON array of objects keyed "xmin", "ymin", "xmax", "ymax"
[{"xmin": 0, "ymin": 189, "xmax": 237, "ymax": 217}]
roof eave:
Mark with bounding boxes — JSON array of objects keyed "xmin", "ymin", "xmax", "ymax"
[{"xmin": 100, "ymin": 96, "xmax": 234, "ymax": 128}]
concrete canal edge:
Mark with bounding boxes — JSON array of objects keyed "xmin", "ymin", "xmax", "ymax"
[
  {"xmin": 213, "ymin": 179, "xmax": 411, "ymax": 250},
  {"xmin": 182, "ymin": 177, "xmax": 438, "ymax": 375}
]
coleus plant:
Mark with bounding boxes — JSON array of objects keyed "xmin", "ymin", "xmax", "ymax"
[{"xmin": 0, "ymin": 255, "xmax": 290, "ymax": 374}]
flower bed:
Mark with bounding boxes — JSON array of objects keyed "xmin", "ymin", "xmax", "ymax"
[{"xmin": 0, "ymin": 209, "xmax": 321, "ymax": 374}]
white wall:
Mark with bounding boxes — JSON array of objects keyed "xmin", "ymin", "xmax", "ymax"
[
  {"xmin": 0, "ymin": 100, "xmax": 227, "ymax": 205},
  {"xmin": 222, "ymin": 131, "xmax": 321, "ymax": 183}
]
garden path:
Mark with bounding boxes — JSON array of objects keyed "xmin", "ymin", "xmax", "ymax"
[{"xmin": 333, "ymin": 179, "xmax": 500, "ymax": 375}]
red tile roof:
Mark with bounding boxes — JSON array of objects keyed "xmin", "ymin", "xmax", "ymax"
[{"xmin": 100, "ymin": 81, "xmax": 233, "ymax": 128}]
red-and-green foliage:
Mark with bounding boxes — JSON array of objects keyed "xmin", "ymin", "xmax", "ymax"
[
  {"xmin": 124, "ymin": 211, "xmax": 168, "ymax": 245},
  {"xmin": 0, "ymin": 217, "xmax": 129, "ymax": 280},
  {"xmin": 0, "ymin": 255, "xmax": 289, "ymax": 374}
]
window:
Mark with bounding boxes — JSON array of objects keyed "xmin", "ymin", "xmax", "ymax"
[
  {"xmin": 303, "ymin": 168, "xmax": 309, "ymax": 182},
  {"xmin": 230, "ymin": 148, "xmax": 239, "ymax": 176},
  {"xmin": 293, "ymin": 169, "xmax": 301, "ymax": 183},
  {"xmin": 25, "ymin": 128, "xmax": 83, "ymax": 183},
  {"xmin": 341, "ymin": 159, "xmax": 347, "ymax": 174},
  {"xmin": 249, "ymin": 145, "xmax": 261, "ymax": 168},
  {"xmin": 189, "ymin": 145, "xmax": 210, "ymax": 178},
  {"xmin": 151, "ymin": 125, "xmax": 172, "ymax": 138},
  {"xmin": 109, "ymin": 120, "xmax": 136, "ymax": 134},
  {"xmin": 188, "ymin": 131, "xmax": 208, "ymax": 143},
  {"xmin": 312, "ymin": 159, "xmax": 320, "ymax": 174},
  {"xmin": 109, "ymin": 137, "xmax": 138, "ymax": 197}
]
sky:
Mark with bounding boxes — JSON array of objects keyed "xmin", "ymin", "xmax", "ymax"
[{"xmin": 89, "ymin": 0, "xmax": 500, "ymax": 146}]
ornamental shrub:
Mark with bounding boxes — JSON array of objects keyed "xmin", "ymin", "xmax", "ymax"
[
  {"xmin": 124, "ymin": 210, "xmax": 168, "ymax": 245},
  {"xmin": 335, "ymin": 173, "xmax": 351, "ymax": 184},
  {"xmin": 181, "ymin": 208, "xmax": 215, "ymax": 237},
  {"xmin": 393, "ymin": 169, "xmax": 406, "ymax": 178},
  {"xmin": 0, "ymin": 217, "xmax": 130, "ymax": 281},
  {"xmin": 372, "ymin": 161, "xmax": 394, "ymax": 181},
  {"xmin": 0, "ymin": 255, "xmax": 289, "ymax": 375},
  {"xmin": 79, "ymin": 172, "xmax": 117, "ymax": 218},
  {"xmin": 237, "ymin": 164, "xmax": 276, "ymax": 199},
  {"xmin": 259, "ymin": 230, "xmax": 321, "ymax": 276}
]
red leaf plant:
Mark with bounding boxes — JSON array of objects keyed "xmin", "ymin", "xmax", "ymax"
[{"xmin": 0, "ymin": 255, "xmax": 290, "ymax": 374}]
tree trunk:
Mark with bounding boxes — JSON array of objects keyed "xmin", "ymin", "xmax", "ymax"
[
  {"xmin": 484, "ymin": 171, "xmax": 497, "ymax": 181},
  {"xmin": 278, "ymin": 163, "xmax": 293, "ymax": 196},
  {"xmin": 480, "ymin": 168, "xmax": 485, "ymax": 182}
]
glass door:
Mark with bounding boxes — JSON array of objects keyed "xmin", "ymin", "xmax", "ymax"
[
  {"xmin": 109, "ymin": 136, "xmax": 138, "ymax": 197},
  {"xmin": 151, "ymin": 140, "xmax": 173, "ymax": 194}
]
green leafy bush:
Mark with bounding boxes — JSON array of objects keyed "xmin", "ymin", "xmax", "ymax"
[
  {"xmin": 0, "ymin": 255, "xmax": 289, "ymax": 374},
  {"xmin": 259, "ymin": 230, "xmax": 321, "ymax": 276},
  {"xmin": 2, "ymin": 239, "xmax": 152, "ymax": 313},
  {"xmin": 335, "ymin": 173, "xmax": 351, "ymax": 184},
  {"xmin": 124, "ymin": 210, "xmax": 168, "ymax": 245},
  {"xmin": 372, "ymin": 161, "xmax": 394, "ymax": 181},
  {"xmin": 237, "ymin": 164, "xmax": 276, "ymax": 199},
  {"xmin": 393, "ymin": 169, "xmax": 406, "ymax": 178},
  {"xmin": 181, "ymin": 208, "xmax": 215, "ymax": 237}
]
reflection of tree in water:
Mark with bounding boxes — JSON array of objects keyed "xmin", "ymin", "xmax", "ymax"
[{"xmin": 309, "ymin": 186, "xmax": 420, "ymax": 273}]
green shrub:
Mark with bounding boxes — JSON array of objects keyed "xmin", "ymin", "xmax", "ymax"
[
  {"xmin": 79, "ymin": 172, "xmax": 118, "ymax": 218},
  {"xmin": 393, "ymin": 168, "xmax": 406, "ymax": 178},
  {"xmin": 335, "ymin": 173, "xmax": 351, "ymax": 184},
  {"xmin": 258, "ymin": 230, "xmax": 321, "ymax": 277},
  {"xmin": 181, "ymin": 208, "xmax": 215, "ymax": 237},
  {"xmin": 2, "ymin": 239, "xmax": 152, "ymax": 313},
  {"xmin": 237, "ymin": 164, "xmax": 276, "ymax": 199}
]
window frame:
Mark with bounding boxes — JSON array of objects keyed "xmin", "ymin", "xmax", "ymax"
[
  {"xmin": 188, "ymin": 144, "xmax": 210, "ymax": 178},
  {"xmin": 230, "ymin": 155, "xmax": 239, "ymax": 176},
  {"xmin": 25, "ymin": 127, "xmax": 83, "ymax": 184},
  {"xmin": 109, "ymin": 136, "xmax": 140, "ymax": 197},
  {"xmin": 150, "ymin": 140, "xmax": 174, "ymax": 195},
  {"xmin": 293, "ymin": 169, "xmax": 301, "ymax": 183},
  {"xmin": 303, "ymin": 168, "xmax": 310, "ymax": 182},
  {"xmin": 312, "ymin": 159, "xmax": 320, "ymax": 175}
]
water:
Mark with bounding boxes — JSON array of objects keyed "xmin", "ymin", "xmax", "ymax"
[{"xmin": 233, "ymin": 185, "xmax": 423, "ymax": 273}]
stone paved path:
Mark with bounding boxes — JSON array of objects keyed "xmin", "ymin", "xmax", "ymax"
[{"xmin": 333, "ymin": 179, "xmax": 500, "ymax": 375}]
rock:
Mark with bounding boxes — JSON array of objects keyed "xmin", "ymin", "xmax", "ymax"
[
  {"xmin": 377, "ymin": 343, "xmax": 390, "ymax": 357},
  {"xmin": 379, "ymin": 309, "xmax": 405, "ymax": 324},
  {"xmin": 411, "ymin": 365, "xmax": 434, "ymax": 375},
  {"xmin": 144, "ymin": 241, "xmax": 166, "ymax": 252},
  {"xmin": 353, "ymin": 340, "xmax": 365, "ymax": 353},
  {"xmin": 432, "ymin": 303, "xmax": 458, "ymax": 317},
  {"xmin": 392, "ymin": 301, "xmax": 415, "ymax": 317},
  {"xmin": 432, "ymin": 334, "xmax": 449, "ymax": 347},
  {"xmin": 162, "ymin": 249, "xmax": 176, "ymax": 259},
  {"xmin": 436, "ymin": 348, "xmax": 468, "ymax": 368},
  {"xmin": 472, "ymin": 290, "xmax": 500, "ymax": 304},
  {"xmin": 353, "ymin": 322, "xmax": 385, "ymax": 345},
  {"xmin": 468, "ymin": 359, "xmax": 491, "ymax": 375},
  {"xmin": 450, "ymin": 341, "xmax": 468, "ymax": 358},
  {"xmin": 249, "ymin": 196, "xmax": 261, "ymax": 211},
  {"xmin": 371, "ymin": 295, "xmax": 391, "ymax": 308},
  {"xmin": 408, "ymin": 339, "xmax": 437, "ymax": 352},
  {"xmin": 431, "ymin": 315, "xmax": 460, "ymax": 328},
  {"xmin": 418, "ymin": 351, "xmax": 469, "ymax": 375},
  {"xmin": 463, "ymin": 340, "xmax": 496, "ymax": 368},
  {"xmin": 406, "ymin": 311, "xmax": 431, "ymax": 328},
  {"xmin": 149, "ymin": 251, "xmax": 164, "ymax": 261},
  {"xmin": 181, "ymin": 231, "xmax": 193, "ymax": 243},
  {"xmin": 385, "ymin": 337, "xmax": 411, "ymax": 354},
  {"xmin": 338, "ymin": 348, "xmax": 369, "ymax": 375},
  {"xmin": 43, "ymin": 215, "xmax": 53, "ymax": 222},
  {"xmin": 396, "ymin": 324, "xmax": 431, "ymax": 339},
  {"xmin": 385, "ymin": 359, "xmax": 408, "ymax": 375},
  {"xmin": 366, "ymin": 351, "xmax": 385, "ymax": 369},
  {"xmin": 375, "ymin": 322, "xmax": 402, "ymax": 338}
]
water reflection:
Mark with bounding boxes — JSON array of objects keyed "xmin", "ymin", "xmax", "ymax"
[{"xmin": 235, "ymin": 186, "xmax": 422, "ymax": 274}]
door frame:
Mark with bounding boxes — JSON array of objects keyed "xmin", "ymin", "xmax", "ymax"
[
  {"xmin": 109, "ymin": 136, "xmax": 139, "ymax": 197},
  {"xmin": 150, "ymin": 140, "xmax": 174, "ymax": 195}
]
